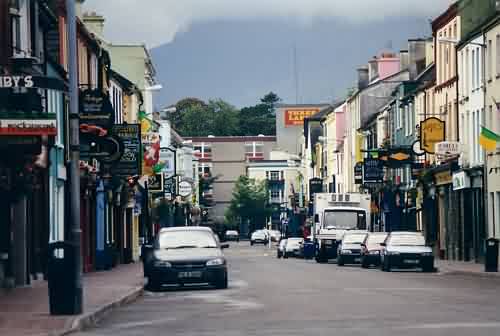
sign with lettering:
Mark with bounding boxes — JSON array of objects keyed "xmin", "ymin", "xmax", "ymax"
[
  {"xmin": 420, "ymin": 117, "xmax": 445, "ymax": 154},
  {"xmin": 434, "ymin": 170, "xmax": 452, "ymax": 186},
  {"xmin": 435, "ymin": 141, "xmax": 461, "ymax": 156},
  {"xmin": 354, "ymin": 162, "xmax": 363, "ymax": 184},
  {"xmin": 147, "ymin": 174, "xmax": 164, "ymax": 193},
  {"xmin": 309, "ymin": 178, "xmax": 323, "ymax": 200},
  {"xmin": 284, "ymin": 109, "xmax": 320, "ymax": 126},
  {"xmin": 178, "ymin": 181, "xmax": 193, "ymax": 197},
  {"xmin": 363, "ymin": 158, "xmax": 384, "ymax": 182},
  {"xmin": 79, "ymin": 89, "xmax": 114, "ymax": 128},
  {"xmin": 0, "ymin": 75, "xmax": 34, "ymax": 88},
  {"xmin": 452, "ymin": 171, "xmax": 470, "ymax": 191},
  {"xmin": 109, "ymin": 124, "xmax": 141, "ymax": 177},
  {"xmin": 0, "ymin": 119, "xmax": 56, "ymax": 136}
]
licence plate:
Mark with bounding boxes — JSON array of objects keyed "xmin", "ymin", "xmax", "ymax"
[
  {"xmin": 403, "ymin": 259, "xmax": 419, "ymax": 264},
  {"xmin": 354, "ymin": 258, "xmax": 361, "ymax": 262},
  {"xmin": 324, "ymin": 240, "xmax": 333, "ymax": 245},
  {"xmin": 178, "ymin": 271, "xmax": 202, "ymax": 278}
]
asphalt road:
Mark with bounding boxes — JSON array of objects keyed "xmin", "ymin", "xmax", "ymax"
[{"xmin": 77, "ymin": 242, "xmax": 500, "ymax": 336}]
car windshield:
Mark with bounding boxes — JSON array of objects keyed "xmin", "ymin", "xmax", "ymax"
[
  {"xmin": 343, "ymin": 234, "xmax": 367, "ymax": 244},
  {"xmin": 158, "ymin": 230, "xmax": 218, "ymax": 249},
  {"xmin": 389, "ymin": 235, "xmax": 426, "ymax": 246},
  {"xmin": 367, "ymin": 234, "xmax": 388, "ymax": 246},
  {"xmin": 323, "ymin": 210, "xmax": 366, "ymax": 230}
]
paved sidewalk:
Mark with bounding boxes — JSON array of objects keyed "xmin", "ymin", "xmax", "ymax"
[
  {"xmin": 0, "ymin": 263, "xmax": 144, "ymax": 336},
  {"xmin": 437, "ymin": 259, "xmax": 500, "ymax": 278}
]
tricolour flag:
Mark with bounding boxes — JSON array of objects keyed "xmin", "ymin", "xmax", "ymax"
[{"xmin": 479, "ymin": 126, "xmax": 500, "ymax": 151}]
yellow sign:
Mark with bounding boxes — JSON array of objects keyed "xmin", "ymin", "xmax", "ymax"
[
  {"xmin": 420, "ymin": 117, "xmax": 445, "ymax": 154},
  {"xmin": 434, "ymin": 170, "xmax": 452, "ymax": 186},
  {"xmin": 284, "ymin": 109, "xmax": 320, "ymax": 126}
]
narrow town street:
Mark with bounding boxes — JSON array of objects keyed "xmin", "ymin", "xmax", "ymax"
[{"xmin": 76, "ymin": 243, "xmax": 500, "ymax": 336}]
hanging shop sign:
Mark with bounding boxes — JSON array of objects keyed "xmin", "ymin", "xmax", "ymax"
[
  {"xmin": 178, "ymin": 180, "xmax": 193, "ymax": 197},
  {"xmin": 354, "ymin": 162, "xmax": 363, "ymax": 184},
  {"xmin": 435, "ymin": 141, "xmax": 461, "ymax": 157},
  {"xmin": 434, "ymin": 170, "xmax": 452, "ymax": 186},
  {"xmin": 378, "ymin": 148, "xmax": 414, "ymax": 168},
  {"xmin": 309, "ymin": 178, "xmax": 323, "ymax": 200},
  {"xmin": 159, "ymin": 148, "xmax": 175, "ymax": 178},
  {"xmin": 284, "ymin": 109, "xmax": 320, "ymax": 127},
  {"xmin": 420, "ymin": 117, "xmax": 445, "ymax": 154},
  {"xmin": 80, "ymin": 132, "xmax": 123, "ymax": 163},
  {"xmin": 109, "ymin": 124, "xmax": 141, "ymax": 178},
  {"xmin": 452, "ymin": 171, "xmax": 471, "ymax": 191},
  {"xmin": 147, "ymin": 174, "xmax": 164, "ymax": 193},
  {"xmin": 79, "ymin": 89, "xmax": 114, "ymax": 128},
  {"xmin": 363, "ymin": 158, "xmax": 384, "ymax": 183}
]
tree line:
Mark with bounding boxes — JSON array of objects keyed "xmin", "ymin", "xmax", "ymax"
[{"xmin": 165, "ymin": 92, "xmax": 280, "ymax": 137}]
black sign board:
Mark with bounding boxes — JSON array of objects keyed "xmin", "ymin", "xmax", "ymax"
[
  {"xmin": 147, "ymin": 174, "xmax": 164, "ymax": 193},
  {"xmin": 363, "ymin": 158, "xmax": 384, "ymax": 183},
  {"xmin": 109, "ymin": 124, "xmax": 141, "ymax": 178},
  {"xmin": 79, "ymin": 89, "xmax": 114, "ymax": 128},
  {"xmin": 0, "ymin": 89, "xmax": 43, "ymax": 113},
  {"xmin": 354, "ymin": 162, "xmax": 363, "ymax": 184},
  {"xmin": 309, "ymin": 178, "xmax": 323, "ymax": 200},
  {"xmin": 164, "ymin": 176, "xmax": 177, "ymax": 195}
]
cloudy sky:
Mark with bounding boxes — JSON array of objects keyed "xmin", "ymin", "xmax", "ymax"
[{"xmin": 83, "ymin": 0, "xmax": 453, "ymax": 48}]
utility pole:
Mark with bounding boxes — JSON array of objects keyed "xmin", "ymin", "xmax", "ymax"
[{"xmin": 66, "ymin": 0, "xmax": 83, "ymax": 313}]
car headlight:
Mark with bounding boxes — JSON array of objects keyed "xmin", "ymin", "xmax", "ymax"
[
  {"xmin": 388, "ymin": 251, "xmax": 400, "ymax": 255},
  {"xmin": 154, "ymin": 260, "xmax": 172, "ymax": 267},
  {"xmin": 421, "ymin": 252, "xmax": 433, "ymax": 256},
  {"xmin": 206, "ymin": 258, "xmax": 225, "ymax": 266},
  {"xmin": 369, "ymin": 251, "xmax": 380, "ymax": 255},
  {"xmin": 342, "ymin": 250, "xmax": 352, "ymax": 254}
]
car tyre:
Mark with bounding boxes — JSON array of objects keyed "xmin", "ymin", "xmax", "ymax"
[
  {"xmin": 284, "ymin": 252, "xmax": 289, "ymax": 259},
  {"xmin": 146, "ymin": 278, "xmax": 161, "ymax": 292},
  {"xmin": 361, "ymin": 258, "xmax": 369, "ymax": 268},
  {"xmin": 250, "ymin": 241, "xmax": 254, "ymax": 246},
  {"xmin": 214, "ymin": 273, "xmax": 228, "ymax": 289},
  {"xmin": 382, "ymin": 258, "xmax": 391, "ymax": 272},
  {"xmin": 337, "ymin": 256, "xmax": 345, "ymax": 266},
  {"xmin": 277, "ymin": 252, "xmax": 282, "ymax": 259}
]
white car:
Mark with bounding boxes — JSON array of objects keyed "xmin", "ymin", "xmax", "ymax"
[
  {"xmin": 284, "ymin": 238, "xmax": 304, "ymax": 258},
  {"xmin": 225, "ymin": 230, "xmax": 239, "ymax": 242},
  {"xmin": 250, "ymin": 230, "xmax": 269, "ymax": 245},
  {"xmin": 267, "ymin": 230, "xmax": 281, "ymax": 242},
  {"xmin": 277, "ymin": 239, "xmax": 287, "ymax": 258}
]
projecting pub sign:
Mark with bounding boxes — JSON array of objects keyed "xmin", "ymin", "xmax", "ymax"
[{"xmin": 420, "ymin": 117, "xmax": 445, "ymax": 154}]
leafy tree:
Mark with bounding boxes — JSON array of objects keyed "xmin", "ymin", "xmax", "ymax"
[
  {"xmin": 207, "ymin": 99, "xmax": 240, "ymax": 136},
  {"xmin": 239, "ymin": 92, "xmax": 280, "ymax": 136},
  {"xmin": 226, "ymin": 175, "xmax": 271, "ymax": 234}
]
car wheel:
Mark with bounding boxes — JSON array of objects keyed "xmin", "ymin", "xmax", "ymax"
[
  {"xmin": 277, "ymin": 252, "xmax": 282, "ymax": 258},
  {"xmin": 214, "ymin": 273, "xmax": 228, "ymax": 289},
  {"xmin": 382, "ymin": 258, "xmax": 391, "ymax": 272},
  {"xmin": 237, "ymin": 238, "xmax": 240, "ymax": 242},
  {"xmin": 250, "ymin": 241, "xmax": 254, "ymax": 246},
  {"xmin": 146, "ymin": 278, "xmax": 161, "ymax": 292},
  {"xmin": 284, "ymin": 252, "xmax": 289, "ymax": 258},
  {"xmin": 361, "ymin": 258, "xmax": 369, "ymax": 268},
  {"xmin": 337, "ymin": 256, "xmax": 345, "ymax": 266}
]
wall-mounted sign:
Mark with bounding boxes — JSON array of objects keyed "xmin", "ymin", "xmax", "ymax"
[
  {"xmin": 109, "ymin": 124, "xmax": 141, "ymax": 178},
  {"xmin": 284, "ymin": 109, "xmax": 320, "ymax": 127},
  {"xmin": 354, "ymin": 162, "xmax": 363, "ymax": 184},
  {"xmin": 420, "ymin": 117, "xmax": 445, "ymax": 154},
  {"xmin": 147, "ymin": 174, "xmax": 164, "ymax": 193},
  {"xmin": 178, "ymin": 181, "xmax": 193, "ymax": 197},
  {"xmin": 0, "ymin": 75, "xmax": 65, "ymax": 90},
  {"xmin": 79, "ymin": 89, "xmax": 114, "ymax": 128},
  {"xmin": 452, "ymin": 171, "xmax": 471, "ymax": 191},
  {"xmin": 434, "ymin": 170, "xmax": 452, "ymax": 186},
  {"xmin": 159, "ymin": 148, "xmax": 175, "ymax": 178},
  {"xmin": 80, "ymin": 133, "xmax": 123, "ymax": 163},
  {"xmin": 0, "ymin": 119, "xmax": 56, "ymax": 136},
  {"xmin": 435, "ymin": 141, "xmax": 461, "ymax": 156}
]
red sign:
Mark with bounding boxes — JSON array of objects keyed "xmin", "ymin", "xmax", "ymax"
[
  {"xmin": 284, "ymin": 109, "xmax": 320, "ymax": 126},
  {"xmin": 0, "ymin": 119, "xmax": 57, "ymax": 135}
]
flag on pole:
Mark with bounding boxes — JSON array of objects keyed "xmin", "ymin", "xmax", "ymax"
[{"xmin": 479, "ymin": 126, "xmax": 500, "ymax": 151}]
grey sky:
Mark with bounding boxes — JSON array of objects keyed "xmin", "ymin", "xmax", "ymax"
[{"xmin": 83, "ymin": 0, "xmax": 453, "ymax": 48}]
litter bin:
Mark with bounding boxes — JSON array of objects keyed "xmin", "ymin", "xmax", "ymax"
[
  {"xmin": 47, "ymin": 242, "xmax": 82, "ymax": 315},
  {"xmin": 302, "ymin": 240, "xmax": 315, "ymax": 259},
  {"xmin": 485, "ymin": 238, "xmax": 499, "ymax": 272}
]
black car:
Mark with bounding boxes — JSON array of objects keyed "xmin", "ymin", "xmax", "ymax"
[
  {"xmin": 380, "ymin": 231, "xmax": 434, "ymax": 272},
  {"xmin": 143, "ymin": 227, "xmax": 229, "ymax": 290}
]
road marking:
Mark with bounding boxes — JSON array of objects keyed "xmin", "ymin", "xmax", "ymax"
[
  {"xmin": 109, "ymin": 317, "xmax": 178, "ymax": 330},
  {"xmin": 397, "ymin": 322, "xmax": 500, "ymax": 329}
]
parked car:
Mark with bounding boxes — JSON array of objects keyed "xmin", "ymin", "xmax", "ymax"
[
  {"xmin": 360, "ymin": 232, "xmax": 388, "ymax": 268},
  {"xmin": 380, "ymin": 231, "xmax": 434, "ymax": 272},
  {"xmin": 277, "ymin": 239, "xmax": 287, "ymax": 258},
  {"xmin": 337, "ymin": 231, "xmax": 368, "ymax": 266},
  {"xmin": 284, "ymin": 237, "xmax": 304, "ymax": 258},
  {"xmin": 143, "ymin": 226, "xmax": 229, "ymax": 291},
  {"xmin": 268, "ymin": 230, "xmax": 281, "ymax": 242},
  {"xmin": 250, "ymin": 230, "xmax": 269, "ymax": 245},
  {"xmin": 225, "ymin": 230, "xmax": 239, "ymax": 242}
]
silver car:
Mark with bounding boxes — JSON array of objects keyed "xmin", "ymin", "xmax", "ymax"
[{"xmin": 380, "ymin": 232, "xmax": 434, "ymax": 272}]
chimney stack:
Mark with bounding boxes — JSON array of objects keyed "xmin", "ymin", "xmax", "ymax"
[
  {"xmin": 82, "ymin": 12, "xmax": 105, "ymax": 37},
  {"xmin": 357, "ymin": 66, "xmax": 369, "ymax": 90}
]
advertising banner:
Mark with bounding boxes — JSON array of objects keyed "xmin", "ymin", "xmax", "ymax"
[{"xmin": 284, "ymin": 109, "xmax": 320, "ymax": 127}]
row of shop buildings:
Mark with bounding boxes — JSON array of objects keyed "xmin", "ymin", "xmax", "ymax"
[
  {"xmin": 0, "ymin": 0, "xmax": 199, "ymax": 289},
  {"xmin": 291, "ymin": 0, "xmax": 500, "ymax": 263}
]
